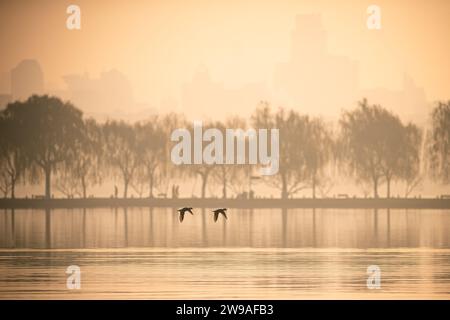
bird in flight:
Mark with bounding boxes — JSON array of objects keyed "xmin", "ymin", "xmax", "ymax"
[
  {"xmin": 212, "ymin": 208, "xmax": 227, "ymax": 222},
  {"xmin": 178, "ymin": 207, "xmax": 194, "ymax": 222}
]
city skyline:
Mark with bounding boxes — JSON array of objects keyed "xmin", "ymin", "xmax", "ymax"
[{"xmin": 1, "ymin": 1, "xmax": 448, "ymax": 122}]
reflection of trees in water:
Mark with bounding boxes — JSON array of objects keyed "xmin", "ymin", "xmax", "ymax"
[
  {"xmin": 2, "ymin": 207, "xmax": 447, "ymax": 250},
  {"xmin": 10, "ymin": 208, "xmax": 15, "ymax": 248},
  {"xmin": 201, "ymin": 208, "xmax": 208, "ymax": 247},
  {"xmin": 2, "ymin": 210, "xmax": 5, "ymax": 243},
  {"xmin": 82, "ymin": 208, "xmax": 87, "ymax": 248},
  {"xmin": 405, "ymin": 209, "xmax": 411, "ymax": 247},
  {"xmin": 114, "ymin": 207, "xmax": 118, "ymax": 236},
  {"xmin": 221, "ymin": 213, "xmax": 227, "ymax": 245},
  {"xmin": 281, "ymin": 208, "xmax": 287, "ymax": 248},
  {"xmin": 387, "ymin": 209, "xmax": 391, "ymax": 247},
  {"xmin": 249, "ymin": 208, "xmax": 254, "ymax": 247},
  {"xmin": 373, "ymin": 209, "xmax": 378, "ymax": 245},
  {"xmin": 148, "ymin": 207, "xmax": 154, "ymax": 246},
  {"xmin": 312, "ymin": 208, "xmax": 317, "ymax": 247},
  {"xmin": 123, "ymin": 207, "xmax": 128, "ymax": 247},
  {"xmin": 45, "ymin": 208, "xmax": 51, "ymax": 249},
  {"xmin": 171, "ymin": 207, "xmax": 178, "ymax": 240}
]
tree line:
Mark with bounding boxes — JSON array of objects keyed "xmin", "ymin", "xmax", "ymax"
[{"xmin": 0, "ymin": 95, "xmax": 449, "ymax": 199}]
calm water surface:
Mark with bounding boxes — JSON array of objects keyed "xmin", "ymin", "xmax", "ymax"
[{"xmin": 0, "ymin": 208, "xmax": 449, "ymax": 299}]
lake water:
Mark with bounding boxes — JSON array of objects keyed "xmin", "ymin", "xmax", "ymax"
[{"xmin": 0, "ymin": 208, "xmax": 449, "ymax": 299}]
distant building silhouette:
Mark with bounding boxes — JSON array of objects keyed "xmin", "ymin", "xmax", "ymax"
[
  {"xmin": 11, "ymin": 59, "xmax": 44, "ymax": 101},
  {"xmin": 64, "ymin": 69, "xmax": 133, "ymax": 112},
  {"xmin": 274, "ymin": 14, "xmax": 358, "ymax": 115},
  {"xmin": 63, "ymin": 69, "xmax": 155, "ymax": 120},
  {"xmin": 0, "ymin": 94, "xmax": 12, "ymax": 109},
  {"xmin": 361, "ymin": 74, "xmax": 428, "ymax": 123},
  {"xmin": 182, "ymin": 65, "xmax": 269, "ymax": 119},
  {"xmin": 273, "ymin": 14, "xmax": 428, "ymax": 121},
  {"xmin": 0, "ymin": 71, "xmax": 10, "ymax": 94}
]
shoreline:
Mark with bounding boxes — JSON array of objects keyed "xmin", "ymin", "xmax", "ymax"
[{"xmin": 1, "ymin": 198, "xmax": 450, "ymax": 209}]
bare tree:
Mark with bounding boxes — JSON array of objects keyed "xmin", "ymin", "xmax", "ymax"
[
  {"xmin": 209, "ymin": 117, "xmax": 248, "ymax": 198},
  {"xmin": 54, "ymin": 170, "xmax": 81, "ymax": 198},
  {"xmin": 340, "ymin": 99, "xmax": 400, "ymax": 198},
  {"xmin": 252, "ymin": 102, "xmax": 311, "ymax": 199},
  {"xmin": 135, "ymin": 117, "xmax": 167, "ymax": 198},
  {"xmin": 0, "ymin": 110, "xmax": 27, "ymax": 198},
  {"xmin": 429, "ymin": 101, "xmax": 450, "ymax": 184},
  {"xmin": 3, "ymin": 95, "xmax": 84, "ymax": 198},
  {"xmin": 102, "ymin": 120, "xmax": 140, "ymax": 198},
  {"xmin": 402, "ymin": 123, "xmax": 422, "ymax": 197},
  {"xmin": 303, "ymin": 118, "xmax": 334, "ymax": 198},
  {"xmin": 0, "ymin": 165, "xmax": 11, "ymax": 198}
]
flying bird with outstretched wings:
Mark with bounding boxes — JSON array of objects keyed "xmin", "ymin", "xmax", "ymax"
[
  {"xmin": 178, "ymin": 207, "xmax": 194, "ymax": 222},
  {"xmin": 212, "ymin": 208, "xmax": 227, "ymax": 222}
]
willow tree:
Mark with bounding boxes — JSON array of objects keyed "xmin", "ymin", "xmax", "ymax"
[
  {"xmin": 134, "ymin": 117, "xmax": 167, "ymax": 198},
  {"xmin": 302, "ymin": 118, "xmax": 333, "ymax": 199},
  {"xmin": 102, "ymin": 120, "xmax": 140, "ymax": 198},
  {"xmin": 159, "ymin": 113, "xmax": 187, "ymax": 197},
  {"xmin": 210, "ymin": 116, "xmax": 249, "ymax": 199},
  {"xmin": 56, "ymin": 118, "xmax": 103, "ymax": 198},
  {"xmin": 183, "ymin": 121, "xmax": 216, "ymax": 199},
  {"xmin": 3, "ymin": 95, "xmax": 84, "ymax": 199},
  {"xmin": 402, "ymin": 123, "xmax": 422, "ymax": 197},
  {"xmin": 0, "ymin": 113, "xmax": 25, "ymax": 198},
  {"xmin": 252, "ymin": 102, "xmax": 312, "ymax": 199},
  {"xmin": 340, "ymin": 99, "xmax": 419, "ymax": 198},
  {"xmin": 429, "ymin": 101, "xmax": 450, "ymax": 184}
]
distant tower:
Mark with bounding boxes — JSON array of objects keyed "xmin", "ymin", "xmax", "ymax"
[
  {"xmin": 291, "ymin": 14, "xmax": 328, "ymax": 60},
  {"xmin": 274, "ymin": 14, "xmax": 359, "ymax": 114},
  {"xmin": 11, "ymin": 59, "xmax": 44, "ymax": 101}
]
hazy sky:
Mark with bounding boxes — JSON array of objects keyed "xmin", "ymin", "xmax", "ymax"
[{"xmin": 0, "ymin": 0, "xmax": 449, "ymax": 117}]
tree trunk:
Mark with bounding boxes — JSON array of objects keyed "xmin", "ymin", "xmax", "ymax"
[
  {"xmin": 149, "ymin": 173, "xmax": 154, "ymax": 198},
  {"xmin": 81, "ymin": 176, "xmax": 87, "ymax": 199},
  {"xmin": 45, "ymin": 166, "xmax": 51, "ymax": 199},
  {"xmin": 373, "ymin": 177, "xmax": 378, "ymax": 199},
  {"xmin": 386, "ymin": 177, "xmax": 391, "ymax": 199},
  {"xmin": 222, "ymin": 177, "xmax": 227, "ymax": 199},
  {"xmin": 281, "ymin": 173, "xmax": 288, "ymax": 199},
  {"xmin": 201, "ymin": 173, "xmax": 208, "ymax": 199},
  {"xmin": 123, "ymin": 180, "xmax": 128, "ymax": 198},
  {"xmin": 312, "ymin": 174, "xmax": 316, "ymax": 199},
  {"xmin": 10, "ymin": 175, "xmax": 15, "ymax": 199}
]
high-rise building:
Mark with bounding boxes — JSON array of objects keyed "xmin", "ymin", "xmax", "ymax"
[{"xmin": 11, "ymin": 59, "xmax": 44, "ymax": 101}]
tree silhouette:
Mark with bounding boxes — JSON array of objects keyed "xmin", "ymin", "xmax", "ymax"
[
  {"xmin": 209, "ymin": 117, "xmax": 248, "ymax": 199},
  {"xmin": 158, "ymin": 113, "xmax": 187, "ymax": 197},
  {"xmin": 102, "ymin": 120, "xmax": 139, "ymax": 198},
  {"xmin": 340, "ymin": 99, "xmax": 421, "ymax": 198},
  {"xmin": 0, "ymin": 93, "xmax": 446, "ymax": 200},
  {"xmin": 302, "ymin": 118, "xmax": 333, "ymax": 199},
  {"xmin": 55, "ymin": 118, "xmax": 103, "ymax": 198},
  {"xmin": 402, "ymin": 123, "xmax": 422, "ymax": 197},
  {"xmin": 3, "ymin": 95, "xmax": 84, "ymax": 199},
  {"xmin": 0, "ymin": 114, "xmax": 25, "ymax": 198},
  {"xmin": 429, "ymin": 101, "xmax": 450, "ymax": 184},
  {"xmin": 134, "ymin": 118, "xmax": 166, "ymax": 198},
  {"xmin": 252, "ymin": 102, "xmax": 311, "ymax": 199},
  {"xmin": 340, "ymin": 99, "xmax": 385, "ymax": 198},
  {"xmin": 189, "ymin": 121, "xmax": 213, "ymax": 199},
  {"xmin": 377, "ymin": 110, "xmax": 407, "ymax": 198}
]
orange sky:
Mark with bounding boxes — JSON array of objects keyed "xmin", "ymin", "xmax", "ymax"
[{"xmin": 0, "ymin": 0, "xmax": 449, "ymax": 119}]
